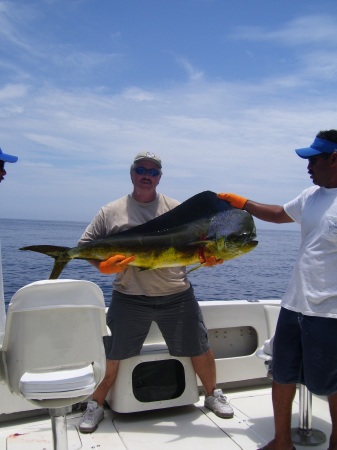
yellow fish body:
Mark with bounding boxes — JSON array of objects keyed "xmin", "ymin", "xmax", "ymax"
[{"xmin": 20, "ymin": 191, "xmax": 258, "ymax": 279}]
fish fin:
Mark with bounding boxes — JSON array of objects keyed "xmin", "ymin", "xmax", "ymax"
[
  {"xmin": 117, "ymin": 191, "xmax": 232, "ymax": 236},
  {"xmin": 49, "ymin": 262, "xmax": 69, "ymax": 279},
  {"xmin": 187, "ymin": 240, "xmax": 213, "ymax": 245},
  {"xmin": 137, "ymin": 266, "xmax": 153, "ymax": 271},
  {"xmin": 20, "ymin": 245, "xmax": 71, "ymax": 279},
  {"xmin": 187, "ymin": 264, "xmax": 203, "ymax": 273},
  {"xmin": 20, "ymin": 245, "xmax": 70, "ymax": 255}
]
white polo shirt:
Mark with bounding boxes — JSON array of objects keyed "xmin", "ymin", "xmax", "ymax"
[{"xmin": 282, "ymin": 185, "xmax": 337, "ymax": 317}]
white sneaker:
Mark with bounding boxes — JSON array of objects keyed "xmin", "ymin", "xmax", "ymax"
[
  {"xmin": 204, "ymin": 389, "xmax": 234, "ymax": 418},
  {"xmin": 79, "ymin": 400, "xmax": 104, "ymax": 433}
]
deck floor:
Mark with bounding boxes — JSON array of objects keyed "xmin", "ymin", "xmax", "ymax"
[{"xmin": 1, "ymin": 385, "xmax": 331, "ymax": 450}]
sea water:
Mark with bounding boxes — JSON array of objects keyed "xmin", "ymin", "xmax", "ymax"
[{"xmin": 0, "ymin": 218, "xmax": 300, "ymax": 308}]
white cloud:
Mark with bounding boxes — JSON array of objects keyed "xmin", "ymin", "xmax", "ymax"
[
  {"xmin": 55, "ymin": 50, "xmax": 121, "ymax": 70},
  {"xmin": 0, "ymin": 83, "xmax": 28, "ymax": 100},
  {"xmin": 1, "ymin": 75, "xmax": 329, "ymax": 224},
  {"xmin": 122, "ymin": 87, "xmax": 156, "ymax": 102},
  {"xmin": 176, "ymin": 56, "xmax": 204, "ymax": 82},
  {"xmin": 231, "ymin": 15, "xmax": 337, "ymax": 46}
]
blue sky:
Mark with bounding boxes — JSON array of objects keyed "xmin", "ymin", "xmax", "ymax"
[{"xmin": 1, "ymin": 0, "xmax": 337, "ymax": 230}]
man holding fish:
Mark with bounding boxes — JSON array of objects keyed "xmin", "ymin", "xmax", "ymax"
[
  {"xmin": 218, "ymin": 129, "xmax": 337, "ymax": 450},
  {"xmin": 78, "ymin": 152, "xmax": 234, "ymax": 433}
]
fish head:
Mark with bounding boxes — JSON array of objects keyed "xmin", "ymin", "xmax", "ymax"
[{"xmin": 206, "ymin": 208, "xmax": 258, "ymax": 260}]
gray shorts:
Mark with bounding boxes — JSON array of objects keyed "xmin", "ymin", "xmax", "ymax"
[
  {"xmin": 104, "ymin": 285, "xmax": 210, "ymax": 360},
  {"xmin": 273, "ymin": 307, "xmax": 337, "ymax": 396}
]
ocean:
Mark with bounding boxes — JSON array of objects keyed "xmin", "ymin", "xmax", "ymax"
[{"xmin": 0, "ymin": 218, "xmax": 300, "ymax": 308}]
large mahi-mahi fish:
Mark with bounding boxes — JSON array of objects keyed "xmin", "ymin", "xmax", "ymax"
[{"xmin": 20, "ymin": 191, "xmax": 258, "ymax": 279}]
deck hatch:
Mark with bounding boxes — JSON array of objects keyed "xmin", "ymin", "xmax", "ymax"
[{"xmin": 132, "ymin": 359, "xmax": 185, "ymax": 402}]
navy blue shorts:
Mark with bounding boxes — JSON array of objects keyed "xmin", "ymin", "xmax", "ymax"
[
  {"xmin": 272, "ymin": 307, "xmax": 337, "ymax": 395},
  {"xmin": 104, "ymin": 285, "xmax": 210, "ymax": 360}
]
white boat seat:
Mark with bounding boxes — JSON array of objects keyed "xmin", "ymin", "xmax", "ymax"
[
  {"xmin": 1, "ymin": 279, "xmax": 107, "ymax": 450},
  {"xmin": 256, "ymin": 335, "xmax": 326, "ymax": 447},
  {"xmin": 259, "ymin": 337, "xmax": 273, "ymax": 357},
  {"xmin": 20, "ymin": 364, "xmax": 96, "ymax": 400},
  {"xmin": 256, "ymin": 337, "xmax": 273, "ymax": 378}
]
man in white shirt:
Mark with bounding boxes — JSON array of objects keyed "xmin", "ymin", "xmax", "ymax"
[{"xmin": 218, "ymin": 129, "xmax": 337, "ymax": 450}]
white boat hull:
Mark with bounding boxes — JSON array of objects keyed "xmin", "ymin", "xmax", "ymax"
[{"xmin": 0, "ymin": 298, "xmax": 331, "ymax": 449}]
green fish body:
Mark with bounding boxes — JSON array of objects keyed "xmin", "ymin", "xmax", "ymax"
[{"xmin": 20, "ymin": 191, "xmax": 258, "ymax": 279}]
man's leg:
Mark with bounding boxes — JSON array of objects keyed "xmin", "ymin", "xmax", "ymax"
[
  {"xmin": 192, "ymin": 348, "xmax": 234, "ymax": 418},
  {"xmin": 328, "ymin": 391, "xmax": 337, "ymax": 450},
  {"xmin": 191, "ymin": 348, "xmax": 216, "ymax": 396},
  {"xmin": 79, "ymin": 359, "xmax": 120, "ymax": 433},
  {"xmin": 260, "ymin": 381, "xmax": 296, "ymax": 450},
  {"xmin": 93, "ymin": 359, "xmax": 120, "ymax": 405}
]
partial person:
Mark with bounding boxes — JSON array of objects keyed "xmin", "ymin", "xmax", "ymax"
[
  {"xmin": 78, "ymin": 151, "xmax": 234, "ymax": 433},
  {"xmin": 218, "ymin": 129, "xmax": 337, "ymax": 450},
  {"xmin": 0, "ymin": 147, "xmax": 18, "ymax": 184}
]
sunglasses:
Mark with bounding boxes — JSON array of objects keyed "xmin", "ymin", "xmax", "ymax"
[
  {"xmin": 0, "ymin": 161, "xmax": 5, "ymax": 171},
  {"xmin": 133, "ymin": 166, "xmax": 161, "ymax": 177},
  {"xmin": 308, "ymin": 153, "xmax": 331, "ymax": 165}
]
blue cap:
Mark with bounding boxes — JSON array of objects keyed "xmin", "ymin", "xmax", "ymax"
[
  {"xmin": 0, "ymin": 147, "xmax": 18, "ymax": 163},
  {"xmin": 295, "ymin": 137, "xmax": 337, "ymax": 159}
]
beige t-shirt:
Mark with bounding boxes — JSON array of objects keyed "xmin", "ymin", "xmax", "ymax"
[{"xmin": 79, "ymin": 193, "xmax": 190, "ymax": 296}]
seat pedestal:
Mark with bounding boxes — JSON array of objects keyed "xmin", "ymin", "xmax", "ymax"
[
  {"xmin": 291, "ymin": 384, "xmax": 326, "ymax": 446},
  {"xmin": 50, "ymin": 406, "xmax": 72, "ymax": 450}
]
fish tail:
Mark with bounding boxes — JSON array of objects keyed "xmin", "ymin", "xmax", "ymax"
[{"xmin": 20, "ymin": 245, "xmax": 71, "ymax": 279}]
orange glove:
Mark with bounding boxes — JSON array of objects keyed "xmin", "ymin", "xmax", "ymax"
[
  {"xmin": 217, "ymin": 193, "xmax": 248, "ymax": 209},
  {"xmin": 199, "ymin": 256, "xmax": 224, "ymax": 267},
  {"xmin": 99, "ymin": 254, "xmax": 135, "ymax": 274}
]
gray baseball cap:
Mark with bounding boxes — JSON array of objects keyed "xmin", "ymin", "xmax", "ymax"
[{"xmin": 133, "ymin": 152, "xmax": 162, "ymax": 168}]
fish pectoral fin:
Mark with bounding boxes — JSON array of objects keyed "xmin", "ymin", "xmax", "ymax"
[
  {"xmin": 187, "ymin": 264, "xmax": 203, "ymax": 273},
  {"xmin": 215, "ymin": 236, "xmax": 226, "ymax": 251},
  {"xmin": 137, "ymin": 266, "xmax": 152, "ymax": 271},
  {"xmin": 187, "ymin": 240, "xmax": 213, "ymax": 246}
]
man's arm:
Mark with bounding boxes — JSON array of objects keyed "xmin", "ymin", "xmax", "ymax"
[
  {"xmin": 244, "ymin": 200, "xmax": 293, "ymax": 224},
  {"xmin": 78, "ymin": 216, "xmax": 135, "ymax": 273},
  {"xmin": 217, "ymin": 193, "xmax": 294, "ymax": 224}
]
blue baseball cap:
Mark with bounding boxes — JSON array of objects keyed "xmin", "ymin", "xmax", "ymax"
[
  {"xmin": 0, "ymin": 147, "xmax": 18, "ymax": 163},
  {"xmin": 295, "ymin": 137, "xmax": 337, "ymax": 159}
]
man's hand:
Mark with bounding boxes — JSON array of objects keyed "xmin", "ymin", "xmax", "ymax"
[
  {"xmin": 199, "ymin": 255, "xmax": 224, "ymax": 267},
  {"xmin": 217, "ymin": 193, "xmax": 248, "ymax": 209},
  {"xmin": 99, "ymin": 254, "xmax": 135, "ymax": 274}
]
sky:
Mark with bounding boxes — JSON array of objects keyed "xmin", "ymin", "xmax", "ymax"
[{"xmin": 1, "ymin": 0, "xmax": 337, "ymax": 231}]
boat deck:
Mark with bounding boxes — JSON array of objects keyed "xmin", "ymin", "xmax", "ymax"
[{"xmin": 0, "ymin": 384, "xmax": 331, "ymax": 450}]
